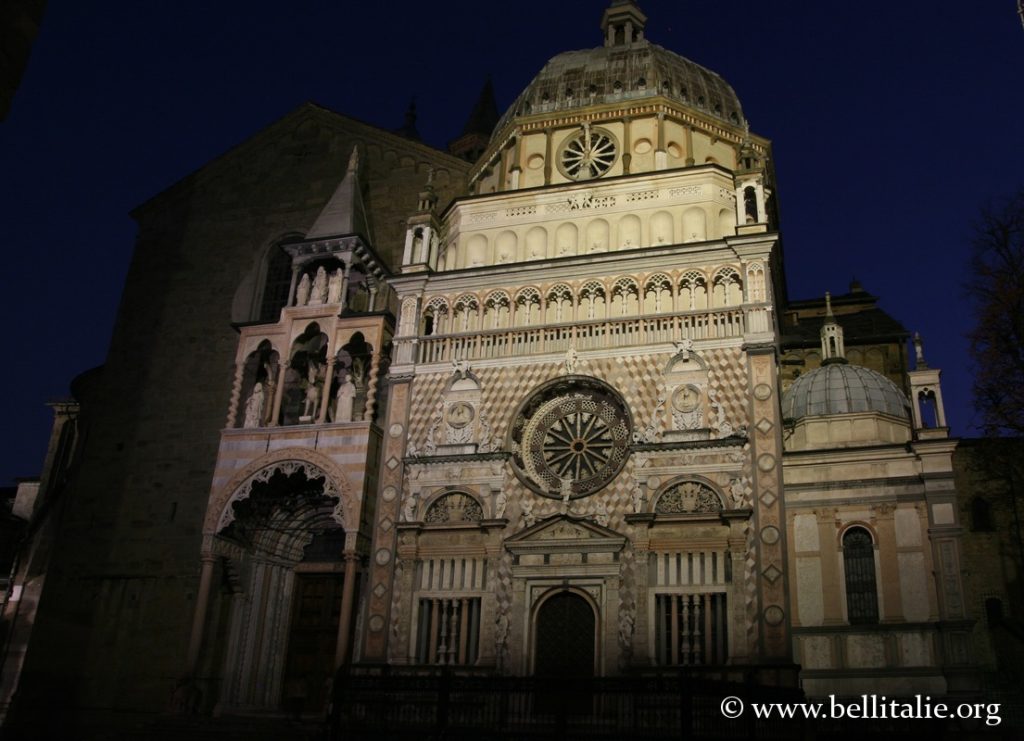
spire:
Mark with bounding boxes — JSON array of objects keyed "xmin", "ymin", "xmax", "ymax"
[
  {"xmin": 394, "ymin": 98, "xmax": 421, "ymax": 141},
  {"xmin": 601, "ymin": 0, "xmax": 647, "ymax": 48},
  {"xmin": 449, "ymin": 77, "xmax": 500, "ymax": 162},
  {"xmin": 820, "ymin": 291, "xmax": 847, "ymax": 364},
  {"xmin": 306, "ymin": 144, "xmax": 370, "ymax": 240}
]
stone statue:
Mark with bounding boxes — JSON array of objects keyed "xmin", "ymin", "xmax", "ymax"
[
  {"xmin": 335, "ymin": 372, "xmax": 356, "ymax": 422},
  {"xmin": 310, "ymin": 266, "xmax": 328, "ymax": 305},
  {"xmin": 594, "ymin": 499, "xmax": 609, "ymax": 527},
  {"xmin": 303, "ymin": 362, "xmax": 320, "ymax": 418},
  {"xmin": 708, "ymin": 387, "xmax": 733, "ymax": 438},
  {"xmin": 913, "ymin": 331, "xmax": 926, "ymax": 366},
  {"xmin": 243, "ymin": 382, "xmax": 264, "ymax": 428},
  {"xmin": 564, "ymin": 346, "xmax": 579, "ymax": 375},
  {"xmin": 729, "ymin": 478, "xmax": 746, "ymax": 508},
  {"xmin": 327, "ymin": 269, "xmax": 343, "ymax": 304},
  {"xmin": 631, "ymin": 488, "xmax": 645, "ymax": 514},
  {"xmin": 296, "ymin": 273, "xmax": 311, "ymax": 306},
  {"xmin": 618, "ymin": 605, "xmax": 635, "ymax": 655},
  {"xmin": 402, "ymin": 491, "xmax": 418, "ymax": 522},
  {"xmin": 521, "ymin": 497, "xmax": 536, "ymax": 527},
  {"xmin": 559, "ymin": 476, "xmax": 573, "ymax": 514},
  {"xmin": 494, "ymin": 612, "xmax": 510, "ymax": 664},
  {"xmin": 494, "ymin": 490, "xmax": 508, "ymax": 519}
]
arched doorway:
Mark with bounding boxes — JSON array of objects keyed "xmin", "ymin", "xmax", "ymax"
[
  {"xmin": 533, "ymin": 590, "xmax": 596, "ymax": 715},
  {"xmin": 534, "ymin": 590, "xmax": 596, "ymax": 678}
]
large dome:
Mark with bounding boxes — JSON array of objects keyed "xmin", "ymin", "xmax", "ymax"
[
  {"xmin": 781, "ymin": 364, "xmax": 911, "ymax": 421},
  {"xmin": 493, "ymin": 40, "xmax": 745, "ymax": 140}
]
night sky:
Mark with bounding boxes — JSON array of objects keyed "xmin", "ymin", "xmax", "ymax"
[{"xmin": 2, "ymin": 1, "xmax": 1022, "ymax": 487}]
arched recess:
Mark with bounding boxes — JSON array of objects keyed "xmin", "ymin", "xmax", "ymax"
[
  {"xmin": 718, "ymin": 208, "xmax": 735, "ymax": 238},
  {"xmin": 495, "ymin": 230, "xmax": 518, "ymax": 264},
  {"xmin": 586, "ymin": 218, "xmax": 609, "ymax": 253},
  {"xmin": 617, "ymin": 214, "xmax": 641, "ymax": 249},
  {"xmin": 555, "ymin": 222, "xmax": 578, "ymax": 257},
  {"xmin": 650, "ymin": 211, "xmax": 674, "ymax": 246},
  {"xmin": 682, "ymin": 207, "xmax": 707, "ymax": 243},
  {"xmin": 465, "ymin": 234, "xmax": 488, "ymax": 268},
  {"xmin": 525, "ymin": 227, "xmax": 548, "ymax": 260}
]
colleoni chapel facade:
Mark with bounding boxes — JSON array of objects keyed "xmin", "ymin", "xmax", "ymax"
[{"xmin": 2, "ymin": 0, "xmax": 975, "ymax": 726}]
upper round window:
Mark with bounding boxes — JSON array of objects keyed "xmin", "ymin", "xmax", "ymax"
[{"xmin": 557, "ymin": 125, "xmax": 618, "ymax": 181}]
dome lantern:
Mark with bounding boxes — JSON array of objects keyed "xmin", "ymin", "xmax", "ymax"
[{"xmin": 601, "ymin": 0, "xmax": 647, "ymax": 48}]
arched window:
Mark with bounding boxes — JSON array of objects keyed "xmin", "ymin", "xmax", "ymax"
[
  {"xmin": 259, "ymin": 244, "xmax": 293, "ymax": 322},
  {"xmin": 842, "ymin": 527, "xmax": 879, "ymax": 624}
]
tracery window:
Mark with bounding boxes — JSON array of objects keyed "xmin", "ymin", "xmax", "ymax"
[
  {"xmin": 679, "ymin": 271, "xmax": 708, "ymax": 311},
  {"xmin": 258, "ymin": 244, "xmax": 293, "ymax": 322},
  {"xmin": 545, "ymin": 283, "xmax": 574, "ymax": 324},
  {"xmin": 842, "ymin": 527, "xmax": 879, "ymax": 624}
]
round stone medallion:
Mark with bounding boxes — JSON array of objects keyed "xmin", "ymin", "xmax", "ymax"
[
  {"xmin": 757, "ymin": 454, "xmax": 776, "ymax": 472},
  {"xmin": 671, "ymin": 384, "xmax": 701, "ymax": 413},
  {"xmin": 368, "ymin": 615, "xmax": 385, "ymax": 633},
  {"xmin": 374, "ymin": 548, "xmax": 392, "ymax": 566},
  {"xmin": 753, "ymin": 383, "xmax": 773, "ymax": 401},
  {"xmin": 446, "ymin": 401, "xmax": 475, "ymax": 429},
  {"xmin": 382, "ymin": 486, "xmax": 397, "ymax": 503},
  {"xmin": 760, "ymin": 525, "xmax": 780, "ymax": 545},
  {"xmin": 764, "ymin": 605, "xmax": 785, "ymax": 626},
  {"xmin": 389, "ymin": 423, "xmax": 404, "ymax": 438}
]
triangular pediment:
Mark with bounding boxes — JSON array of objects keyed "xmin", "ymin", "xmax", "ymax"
[{"xmin": 505, "ymin": 514, "xmax": 626, "ymax": 555}]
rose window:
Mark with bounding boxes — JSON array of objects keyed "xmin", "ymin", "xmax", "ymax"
[
  {"xmin": 557, "ymin": 125, "xmax": 618, "ymax": 181},
  {"xmin": 511, "ymin": 380, "xmax": 631, "ymax": 499}
]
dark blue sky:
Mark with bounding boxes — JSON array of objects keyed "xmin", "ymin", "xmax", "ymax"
[{"xmin": 2, "ymin": 1, "xmax": 1022, "ymax": 486}]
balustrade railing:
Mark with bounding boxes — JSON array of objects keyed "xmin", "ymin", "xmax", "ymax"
[{"xmin": 412, "ymin": 307, "xmax": 768, "ymax": 365}]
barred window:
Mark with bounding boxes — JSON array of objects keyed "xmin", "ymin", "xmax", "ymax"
[
  {"xmin": 843, "ymin": 528, "xmax": 879, "ymax": 624},
  {"xmin": 415, "ymin": 597, "xmax": 481, "ymax": 665},
  {"xmin": 654, "ymin": 592, "xmax": 728, "ymax": 666}
]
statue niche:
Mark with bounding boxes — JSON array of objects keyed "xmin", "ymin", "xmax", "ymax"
[
  {"xmin": 281, "ymin": 324, "xmax": 327, "ymax": 425},
  {"xmin": 237, "ymin": 339, "xmax": 279, "ymax": 428}
]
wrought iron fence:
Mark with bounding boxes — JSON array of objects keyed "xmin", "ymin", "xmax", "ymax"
[{"xmin": 330, "ymin": 665, "xmax": 805, "ymax": 740}]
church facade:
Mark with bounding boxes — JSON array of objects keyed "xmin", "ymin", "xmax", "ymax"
[{"xmin": 2, "ymin": 1, "xmax": 975, "ymax": 730}]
